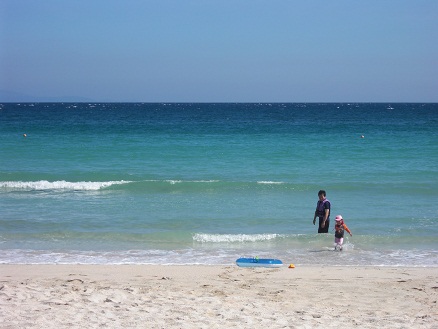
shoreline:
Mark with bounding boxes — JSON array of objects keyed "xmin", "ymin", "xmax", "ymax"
[{"xmin": 1, "ymin": 265, "xmax": 437, "ymax": 328}]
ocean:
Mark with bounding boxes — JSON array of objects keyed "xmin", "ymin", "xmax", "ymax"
[{"xmin": 1, "ymin": 103, "xmax": 437, "ymax": 266}]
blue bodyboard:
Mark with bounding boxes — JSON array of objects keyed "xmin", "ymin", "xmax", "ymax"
[{"xmin": 236, "ymin": 257, "xmax": 283, "ymax": 268}]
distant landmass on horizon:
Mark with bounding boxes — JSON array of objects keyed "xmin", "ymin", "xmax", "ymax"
[{"xmin": 0, "ymin": 90, "xmax": 93, "ymax": 103}]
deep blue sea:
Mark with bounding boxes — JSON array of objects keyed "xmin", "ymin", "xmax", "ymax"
[{"xmin": 1, "ymin": 103, "xmax": 437, "ymax": 266}]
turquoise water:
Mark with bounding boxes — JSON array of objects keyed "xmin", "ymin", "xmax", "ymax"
[{"xmin": 1, "ymin": 103, "xmax": 437, "ymax": 266}]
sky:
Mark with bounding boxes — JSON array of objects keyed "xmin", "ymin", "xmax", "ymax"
[{"xmin": 0, "ymin": 0, "xmax": 437, "ymax": 102}]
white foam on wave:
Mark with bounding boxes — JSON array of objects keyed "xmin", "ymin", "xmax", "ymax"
[
  {"xmin": 257, "ymin": 181, "xmax": 284, "ymax": 184},
  {"xmin": 165, "ymin": 180, "xmax": 220, "ymax": 185},
  {"xmin": 193, "ymin": 233, "xmax": 283, "ymax": 243},
  {"xmin": 0, "ymin": 180, "xmax": 131, "ymax": 191}
]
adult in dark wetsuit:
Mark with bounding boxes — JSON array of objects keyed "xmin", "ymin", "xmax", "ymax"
[{"xmin": 313, "ymin": 190, "xmax": 331, "ymax": 233}]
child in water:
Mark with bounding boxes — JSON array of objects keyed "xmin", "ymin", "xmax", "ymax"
[{"xmin": 334, "ymin": 215, "xmax": 352, "ymax": 251}]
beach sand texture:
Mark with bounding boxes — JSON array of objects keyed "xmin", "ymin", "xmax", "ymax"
[{"xmin": 0, "ymin": 265, "xmax": 437, "ymax": 329}]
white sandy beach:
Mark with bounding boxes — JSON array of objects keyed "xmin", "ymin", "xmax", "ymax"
[{"xmin": 0, "ymin": 265, "xmax": 437, "ymax": 329}]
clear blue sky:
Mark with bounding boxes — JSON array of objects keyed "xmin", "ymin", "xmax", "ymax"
[{"xmin": 1, "ymin": 0, "xmax": 437, "ymax": 102}]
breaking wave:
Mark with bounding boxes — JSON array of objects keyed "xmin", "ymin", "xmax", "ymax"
[
  {"xmin": 0, "ymin": 180, "xmax": 131, "ymax": 191},
  {"xmin": 193, "ymin": 233, "xmax": 285, "ymax": 243}
]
